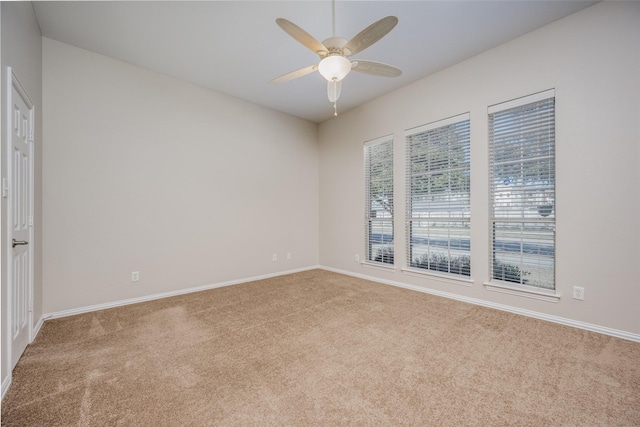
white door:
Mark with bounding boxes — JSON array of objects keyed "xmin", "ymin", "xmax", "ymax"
[{"xmin": 8, "ymin": 70, "xmax": 34, "ymax": 370}]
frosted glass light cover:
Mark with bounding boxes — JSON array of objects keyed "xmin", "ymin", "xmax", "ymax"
[{"xmin": 318, "ymin": 56, "xmax": 352, "ymax": 82}]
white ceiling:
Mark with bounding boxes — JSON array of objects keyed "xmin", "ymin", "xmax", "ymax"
[{"xmin": 33, "ymin": 1, "xmax": 597, "ymax": 123}]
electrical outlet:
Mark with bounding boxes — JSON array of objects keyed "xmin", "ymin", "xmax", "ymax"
[
  {"xmin": 572, "ymin": 286, "xmax": 584, "ymax": 300},
  {"xmin": 287, "ymin": 253, "xmax": 291, "ymax": 260},
  {"xmin": 131, "ymin": 271, "xmax": 140, "ymax": 282},
  {"xmin": 355, "ymin": 254, "xmax": 360, "ymax": 262},
  {"xmin": 272, "ymin": 254, "xmax": 277, "ymax": 261}
]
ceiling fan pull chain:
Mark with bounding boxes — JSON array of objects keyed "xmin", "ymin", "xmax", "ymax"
[{"xmin": 334, "ymin": 101, "xmax": 338, "ymax": 116}]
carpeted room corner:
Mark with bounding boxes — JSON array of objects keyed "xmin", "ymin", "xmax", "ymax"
[{"xmin": 2, "ymin": 270, "xmax": 639, "ymax": 425}]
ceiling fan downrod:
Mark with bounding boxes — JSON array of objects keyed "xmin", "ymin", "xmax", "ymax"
[{"xmin": 332, "ymin": 0, "xmax": 336, "ymax": 38}]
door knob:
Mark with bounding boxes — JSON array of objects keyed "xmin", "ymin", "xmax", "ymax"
[{"xmin": 12, "ymin": 239, "xmax": 28, "ymax": 248}]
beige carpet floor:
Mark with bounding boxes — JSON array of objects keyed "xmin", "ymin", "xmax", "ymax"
[{"xmin": 2, "ymin": 269, "xmax": 639, "ymax": 426}]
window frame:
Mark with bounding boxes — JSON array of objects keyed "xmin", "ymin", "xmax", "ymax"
[
  {"xmin": 404, "ymin": 113, "xmax": 472, "ymax": 282},
  {"xmin": 364, "ymin": 136, "xmax": 394, "ymax": 267},
  {"xmin": 486, "ymin": 89, "xmax": 559, "ymax": 301}
]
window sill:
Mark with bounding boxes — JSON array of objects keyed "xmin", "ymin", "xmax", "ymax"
[
  {"xmin": 361, "ymin": 261, "xmax": 397, "ymax": 272},
  {"xmin": 401, "ymin": 268, "xmax": 473, "ymax": 287},
  {"xmin": 484, "ymin": 281, "xmax": 561, "ymax": 303}
]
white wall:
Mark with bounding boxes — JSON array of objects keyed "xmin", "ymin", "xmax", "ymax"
[
  {"xmin": 42, "ymin": 38, "xmax": 319, "ymax": 314},
  {"xmin": 319, "ymin": 2, "xmax": 640, "ymax": 336},
  {"xmin": 1, "ymin": 1, "xmax": 43, "ymax": 392}
]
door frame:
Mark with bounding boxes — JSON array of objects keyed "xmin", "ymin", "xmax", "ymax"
[{"xmin": 5, "ymin": 67, "xmax": 35, "ymax": 370}]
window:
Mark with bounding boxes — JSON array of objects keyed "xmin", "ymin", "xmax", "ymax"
[
  {"xmin": 406, "ymin": 114, "xmax": 471, "ymax": 277},
  {"xmin": 364, "ymin": 137, "xmax": 393, "ymax": 264},
  {"xmin": 489, "ymin": 90, "xmax": 555, "ymax": 290},
  {"xmin": 364, "ymin": 137, "xmax": 394, "ymax": 264}
]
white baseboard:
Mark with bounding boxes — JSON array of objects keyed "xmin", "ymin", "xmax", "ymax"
[
  {"xmin": 38, "ymin": 264, "xmax": 640, "ymax": 343},
  {"xmin": 320, "ymin": 265, "xmax": 640, "ymax": 343},
  {"xmin": 3, "ymin": 316, "xmax": 45, "ymax": 400},
  {"xmin": 1, "ymin": 374, "xmax": 11, "ymax": 400},
  {"xmin": 43, "ymin": 266, "xmax": 321, "ymax": 321},
  {"xmin": 32, "ymin": 315, "xmax": 45, "ymax": 342}
]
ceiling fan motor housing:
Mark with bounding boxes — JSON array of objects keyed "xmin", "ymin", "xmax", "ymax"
[{"xmin": 321, "ymin": 37, "xmax": 350, "ymax": 57}]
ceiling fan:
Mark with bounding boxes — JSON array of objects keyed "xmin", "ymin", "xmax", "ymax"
[{"xmin": 271, "ymin": 1, "xmax": 402, "ymax": 116}]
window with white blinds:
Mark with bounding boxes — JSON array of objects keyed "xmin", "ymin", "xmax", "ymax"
[
  {"xmin": 406, "ymin": 114, "xmax": 471, "ymax": 277},
  {"xmin": 364, "ymin": 137, "xmax": 394, "ymax": 264},
  {"xmin": 489, "ymin": 90, "xmax": 555, "ymax": 290}
]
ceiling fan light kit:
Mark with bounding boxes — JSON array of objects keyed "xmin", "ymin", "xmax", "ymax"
[
  {"xmin": 272, "ymin": 1, "xmax": 402, "ymax": 116},
  {"xmin": 318, "ymin": 55, "xmax": 352, "ymax": 82}
]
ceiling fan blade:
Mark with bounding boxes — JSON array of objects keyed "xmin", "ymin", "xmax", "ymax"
[
  {"xmin": 276, "ymin": 18, "xmax": 328, "ymax": 56},
  {"xmin": 351, "ymin": 60, "xmax": 403, "ymax": 78},
  {"xmin": 343, "ymin": 16, "xmax": 398, "ymax": 56},
  {"xmin": 270, "ymin": 64, "xmax": 318, "ymax": 84}
]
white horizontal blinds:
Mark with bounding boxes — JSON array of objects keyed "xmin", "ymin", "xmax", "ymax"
[
  {"xmin": 489, "ymin": 90, "xmax": 555, "ymax": 290},
  {"xmin": 406, "ymin": 114, "xmax": 471, "ymax": 276},
  {"xmin": 364, "ymin": 137, "xmax": 394, "ymax": 264}
]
